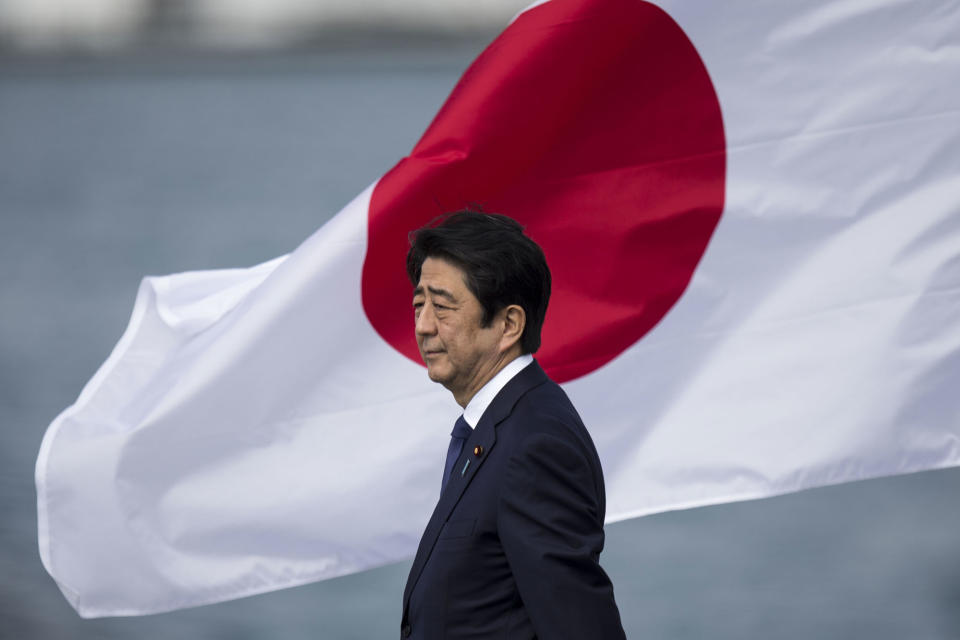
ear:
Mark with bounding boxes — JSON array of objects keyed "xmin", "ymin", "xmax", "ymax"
[{"xmin": 498, "ymin": 304, "xmax": 526, "ymax": 354}]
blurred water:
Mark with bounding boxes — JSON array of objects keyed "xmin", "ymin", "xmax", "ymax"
[{"xmin": 1, "ymin": 48, "xmax": 958, "ymax": 639}]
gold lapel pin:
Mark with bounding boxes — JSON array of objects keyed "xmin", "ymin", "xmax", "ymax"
[{"xmin": 473, "ymin": 445, "xmax": 483, "ymax": 457}]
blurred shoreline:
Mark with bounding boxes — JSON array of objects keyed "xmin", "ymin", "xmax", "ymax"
[
  {"xmin": 0, "ymin": 0, "xmax": 525, "ymax": 57},
  {"xmin": 0, "ymin": 36, "xmax": 494, "ymax": 78},
  {"xmin": 0, "ymin": 25, "xmax": 503, "ymax": 86}
]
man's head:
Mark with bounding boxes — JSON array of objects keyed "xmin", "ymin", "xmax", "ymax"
[{"xmin": 407, "ymin": 210, "xmax": 551, "ymax": 405}]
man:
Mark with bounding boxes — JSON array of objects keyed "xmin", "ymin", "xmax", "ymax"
[{"xmin": 400, "ymin": 211, "xmax": 626, "ymax": 639}]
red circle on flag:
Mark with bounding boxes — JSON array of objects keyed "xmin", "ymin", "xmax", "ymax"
[{"xmin": 362, "ymin": 0, "xmax": 726, "ymax": 383}]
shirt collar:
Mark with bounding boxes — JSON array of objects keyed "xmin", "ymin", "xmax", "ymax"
[{"xmin": 461, "ymin": 353, "xmax": 535, "ymax": 428}]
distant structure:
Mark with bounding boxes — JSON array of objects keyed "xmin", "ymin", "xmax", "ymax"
[{"xmin": 0, "ymin": 0, "xmax": 530, "ymax": 53}]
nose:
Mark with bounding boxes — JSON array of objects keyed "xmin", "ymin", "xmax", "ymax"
[{"xmin": 415, "ymin": 303, "xmax": 438, "ymax": 337}]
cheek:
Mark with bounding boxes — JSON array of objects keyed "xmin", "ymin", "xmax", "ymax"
[{"xmin": 437, "ymin": 325, "xmax": 465, "ymax": 357}]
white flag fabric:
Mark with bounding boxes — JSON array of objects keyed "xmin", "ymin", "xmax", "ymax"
[{"xmin": 37, "ymin": 0, "xmax": 960, "ymax": 617}]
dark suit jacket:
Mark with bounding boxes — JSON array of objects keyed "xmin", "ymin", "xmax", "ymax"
[{"xmin": 401, "ymin": 360, "xmax": 625, "ymax": 639}]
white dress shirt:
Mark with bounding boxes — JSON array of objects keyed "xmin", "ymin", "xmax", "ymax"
[{"xmin": 461, "ymin": 354, "xmax": 535, "ymax": 428}]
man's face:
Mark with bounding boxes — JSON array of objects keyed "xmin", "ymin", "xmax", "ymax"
[{"xmin": 413, "ymin": 257, "xmax": 503, "ymax": 402}]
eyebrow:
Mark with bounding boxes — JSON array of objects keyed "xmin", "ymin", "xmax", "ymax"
[{"xmin": 413, "ymin": 285, "xmax": 458, "ymax": 302}]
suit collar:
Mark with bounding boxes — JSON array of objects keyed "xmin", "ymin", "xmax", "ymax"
[
  {"xmin": 462, "ymin": 353, "xmax": 535, "ymax": 427},
  {"xmin": 473, "ymin": 357, "xmax": 546, "ymax": 432},
  {"xmin": 402, "ymin": 359, "xmax": 549, "ymax": 615}
]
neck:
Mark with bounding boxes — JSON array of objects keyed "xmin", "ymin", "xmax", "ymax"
[{"xmin": 452, "ymin": 347, "xmax": 523, "ymax": 407}]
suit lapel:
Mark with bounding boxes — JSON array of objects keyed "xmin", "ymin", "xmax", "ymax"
[{"xmin": 402, "ymin": 361, "xmax": 549, "ymax": 610}]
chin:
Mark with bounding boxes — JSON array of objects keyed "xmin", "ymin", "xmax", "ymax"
[{"xmin": 425, "ymin": 364, "xmax": 450, "ymax": 385}]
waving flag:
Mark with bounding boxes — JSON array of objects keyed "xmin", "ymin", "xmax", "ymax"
[{"xmin": 37, "ymin": 0, "xmax": 960, "ymax": 617}]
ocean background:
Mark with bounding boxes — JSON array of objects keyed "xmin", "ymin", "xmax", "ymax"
[{"xmin": 1, "ymin": 45, "xmax": 959, "ymax": 639}]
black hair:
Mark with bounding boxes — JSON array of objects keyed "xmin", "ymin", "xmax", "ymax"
[{"xmin": 406, "ymin": 209, "xmax": 551, "ymax": 353}]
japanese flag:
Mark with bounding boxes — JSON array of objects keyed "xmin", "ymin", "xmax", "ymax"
[{"xmin": 37, "ymin": 0, "xmax": 960, "ymax": 617}]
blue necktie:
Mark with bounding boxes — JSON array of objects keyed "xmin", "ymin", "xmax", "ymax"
[{"xmin": 441, "ymin": 416, "xmax": 472, "ymax": 493}]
